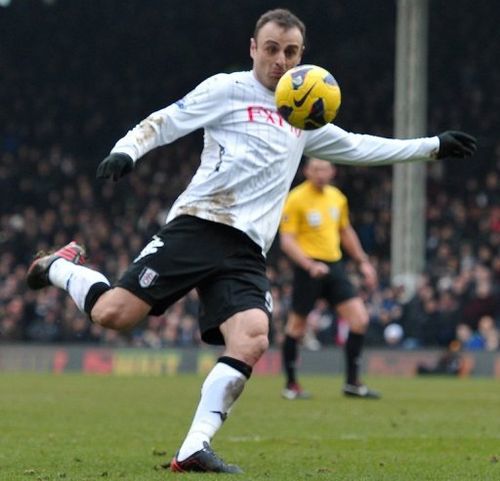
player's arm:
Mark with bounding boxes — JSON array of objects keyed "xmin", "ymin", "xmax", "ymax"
[
  {"xmin": 339, "ymin": 225, "xmax": 377, "ymax": 290},
  {"xmin": 96, "ymin": 74, "xmax": 231, "ymax": 181},
  {"xmin": 304, "ymin": 125, "xmax": 477, "ymax": 166}
]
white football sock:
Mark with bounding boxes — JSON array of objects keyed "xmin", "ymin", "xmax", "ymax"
[
  {"xmin": 49, "ymin": 258, "xmax": 110, "ymax": 312},
  {"xmin": 177, "ymin": 362, "xmax": 247, "ymax": 461}
]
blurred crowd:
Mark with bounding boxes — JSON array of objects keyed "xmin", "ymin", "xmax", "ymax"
[{"xmin": 1, "ymin": 0, "xmax": 499, "ymax": 351}]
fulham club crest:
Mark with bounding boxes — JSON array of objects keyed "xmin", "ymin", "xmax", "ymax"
[{"xmin": 139, "ymin": 267, "xmax": 159, "ymax": 288}]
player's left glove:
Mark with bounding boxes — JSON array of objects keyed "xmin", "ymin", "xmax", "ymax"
[
  {"xmin": 437, "ymin": 131, "xmax": 477, "ymax": 159},
  {"xmin": 96, "ymin": 153, "xmax": 134, "ymax": 181}
]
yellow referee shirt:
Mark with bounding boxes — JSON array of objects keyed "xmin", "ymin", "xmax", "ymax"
[{"xmin": 280, "ymin": 180, "xmax": 350, "ymax": 262}]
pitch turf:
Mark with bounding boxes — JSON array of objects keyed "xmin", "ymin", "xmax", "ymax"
[{"xmin": 0, "ymin": 373, "xmax": 499, "ymax": 480}]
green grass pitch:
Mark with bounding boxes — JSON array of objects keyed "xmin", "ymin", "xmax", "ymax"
[{"xmin": 0, "ymin": 373, "xmax": 499, "ymax": 480}]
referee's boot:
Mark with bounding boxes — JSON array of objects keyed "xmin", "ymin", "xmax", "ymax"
[
  {"xmin": 282, "ymin": 382, "xmax": 311, "ymax": 400},
  {"xmin": 26, "ymin": 241, "xmax": 86, "ymax": 290},
  {"xmin": 342, "ymin": 383, "xmax": 381, "ymax": 400},
  {"xmin": 169, "ymin": 442, "xmax": 243, "ymax": 474}
]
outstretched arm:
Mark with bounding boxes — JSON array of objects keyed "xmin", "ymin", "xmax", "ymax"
[
  {"xmin": 436, "ymin": 131, "xmax": 477, "ymax": 159},
  {"xmin": 305, "ymin": 125, "xmax": 477, "ymax": 166}
]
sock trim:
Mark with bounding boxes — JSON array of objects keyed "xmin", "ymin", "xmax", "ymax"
[
  {"xmin": 218, "ymin": 356, "xmax": 252, "ymax": 379},
  {"xmin": 84, "ymin": 282, "xmax": 111, "ymax": 318}
]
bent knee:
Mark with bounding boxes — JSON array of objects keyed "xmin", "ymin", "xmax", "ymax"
[
  {"xmin": 236, "ymin": 333, "xmax": 269, "ymax": 366},
  {"xmin": 228, "ymin": 330, "xmax": 269, "ymax": 366},
  {"xmin": 241, "ymin": 322, "xmax": 270, "ymax": 355},
  {"xmin": 221, "ymin": 309, "xmax": 270, "ymax": 365},
  {"xmin": 90, "ymin": 289, "xmax": 150, "ymax": 330},
  {"xmin": 92, "ymin": 304, "xmax": 127, "ymax": 330},
  {"xmin": 253, "ymin": 332, "xmax": 269, "ymax": 357}
]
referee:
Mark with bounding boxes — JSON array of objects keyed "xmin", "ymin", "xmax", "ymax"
[{"xmin": 280, "ymin": 157, "xmax": 380, "ymax": 399}]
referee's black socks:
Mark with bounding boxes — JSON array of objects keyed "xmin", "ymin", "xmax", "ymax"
[
  {"xmin": 345, "ymin": 332, "xmax": 364, "ymax": 385},
  {"xmin": 283, "ymin": 334, "xmax": 298, "ymax": 386}
]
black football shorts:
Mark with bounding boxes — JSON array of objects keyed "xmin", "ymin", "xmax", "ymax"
[
  {"xmin": 291, "ymin": 260, "xmax": 357, "ymax": 315},
  {"xmin": 117, "ymin": 215, "xmax": 272, "ymax": 345}
]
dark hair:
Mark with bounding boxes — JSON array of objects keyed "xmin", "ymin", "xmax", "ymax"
[{"xmin": 254, "ymin": 8, "xmax": 306, "ymax": 45}]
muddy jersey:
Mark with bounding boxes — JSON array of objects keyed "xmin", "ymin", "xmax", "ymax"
[{"xmin": 111, "ymin": 70, "xmax": 439, "ymax": 254}]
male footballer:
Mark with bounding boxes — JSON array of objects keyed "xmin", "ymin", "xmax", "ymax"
[{"xmin": 27, "ymin": 8, "xmax": 477, "ymax": 474}]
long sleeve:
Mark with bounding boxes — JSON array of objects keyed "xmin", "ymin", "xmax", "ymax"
[
  {"xmin": 304, "ymin": 124, "xmax": 440, "ymax": 166},
  {"xmin": 110, "ymin": 74, "xmax": 231, "ymax": 161}
]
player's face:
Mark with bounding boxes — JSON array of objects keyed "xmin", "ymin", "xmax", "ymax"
[
  {"xmin": 304, "ymin": 159, "xmax": 335, "ymax": 189},
  {"xmin": 250, "ymin": 21, "xmax": 304, "ymax": 91}
]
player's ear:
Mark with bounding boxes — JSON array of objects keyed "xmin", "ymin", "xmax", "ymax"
[
  {"xmin": 250, "ymin": 38, "xmax": 257, "ymax": 59},
  {"xmin": 298, "ymin": 44, "xmax": 305, "ymax": 63}
]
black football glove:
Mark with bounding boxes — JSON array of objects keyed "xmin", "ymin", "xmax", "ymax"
[
  {"xmin": 437, "ymin": 131, "xmax": 477, "ymax": 159},
  {"xmin": 96, "ymin": 153, "xmax": 134, "ymax": 181}
]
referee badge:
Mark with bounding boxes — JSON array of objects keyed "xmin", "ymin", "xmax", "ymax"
[
  {"xmin": 329, "ymin": 207, "xmax": 340, "ymax": 220},
  {"xmin": 138, "ymin": 267, "xmax": 159, "ymax": 288},
  {"xmin": 306, "ymin": 210, "xmax": 322, "ymax": 227}
]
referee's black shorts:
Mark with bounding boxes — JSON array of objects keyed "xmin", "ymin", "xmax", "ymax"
[
  {"xmin": 117, "ymin": 215, "xmax": 272, "ymax": 345},
  {"xmin": 291, "ymin": 260, "xmax": 357, "ymax": 315}
]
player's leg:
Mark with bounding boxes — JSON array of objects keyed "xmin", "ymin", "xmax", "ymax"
[
  {"xmin": 170, "ymin": 308, "xmax": 268, "ymax": 474},
  {"xmin": 26, "ymin": 217, "xmax": 215, "ymax": 331},
  {"xmin": 336, "ymin": 297, "xmax": 380, "ymax": 399},
  {"xmin": 170, "ymin": 231, "xmax": 271, "ymax": 473},
  {"xmin": 26, "ymin": 241, "xmax": 152, "ymax": 329},
  {"xmin": 90, "ymin": 287, "xmax": 151, "ymax": 329}
]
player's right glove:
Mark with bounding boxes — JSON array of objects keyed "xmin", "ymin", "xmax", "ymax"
[
  {"xmin": 96, "ymin": 153, "xmax": 134, "ymax": 181},
  {"xmin": 437, "ymin": 131, "xmax": 477, "ymax": 159}
]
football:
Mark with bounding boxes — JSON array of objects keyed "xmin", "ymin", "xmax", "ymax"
[
  {"xmin": 275, "ymin": 64, "xmax": 341, "ymax": 130},
  {"xmin": 384, "ymin": 323, "xmax": 404, "ymax": 345}
]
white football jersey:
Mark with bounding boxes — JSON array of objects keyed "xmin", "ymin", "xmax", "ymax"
[{"xmin": 111, "ymin": 70, "xmax": 439, "ymax": 254}]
